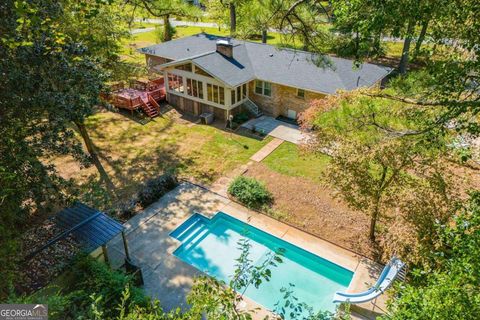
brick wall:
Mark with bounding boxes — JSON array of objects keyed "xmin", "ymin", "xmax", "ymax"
[{"xmin": 248, "ymin": 81, "xmax": 325, "ymax": 118}]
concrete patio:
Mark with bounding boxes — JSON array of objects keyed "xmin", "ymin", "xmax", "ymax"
[
  {"xmin": 241, "ymin": 116, "xmax": 311, "ymax": 145},
  {"xmin": 107, "ymin": 182, "xmax": 387, "ymax": 319}
]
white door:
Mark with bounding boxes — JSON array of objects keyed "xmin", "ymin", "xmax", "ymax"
[{"xmin": 287, "ymin": 109, "xmax": 297, "ymax": 119}]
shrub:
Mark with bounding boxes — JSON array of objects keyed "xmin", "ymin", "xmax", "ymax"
[
  {"xmin": 228, "ymin": 176, "xmax": 272, "ymax": 209},
  {"xmin": 12, "ymin": 256, "xmax": 150, "ymax": 320},
  {"xmin": 137, "ymin": 173, "xmax": 178, "ymax": 208},
  {"xmin": 72, "ymin": 256, "xmax": 148, "ymax": 309},
  {"xmin": 233, "ymin": 111, "xmax": 250, "ymax": 124},
  {"xmin": 108, "ymin": 198, "xmax": 138, "ymax": 220}
]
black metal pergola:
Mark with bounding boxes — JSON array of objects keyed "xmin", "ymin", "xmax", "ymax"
[{"xmin": 26, "ymin": 202, "xmax": 130, "ymax": 266}]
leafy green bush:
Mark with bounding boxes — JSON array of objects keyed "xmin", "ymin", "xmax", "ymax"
[
  {"xmin": 330, "ymin": 35, "xmax": 386, "ymax": 59},
  {"xmin": 137, "ymin": 173, "xmax": 178, "ymax": 208},
  {"xmin": 69, "ymin": 256, "xmax": 149, "ymax": 318},
  {"xmin": 233, "ymin": 111, "xmax": 250, "ymax": 124},
  {"xmin": 108, "ymin": 198, "xmax": 138, "ymax": 220},
  {"xmin": 11, "ymin": 256, "xmax": 150, "ymax": 320},
  {"xmin": 228, "ymin": 176, "xmax": 272, "ymax": 209}
]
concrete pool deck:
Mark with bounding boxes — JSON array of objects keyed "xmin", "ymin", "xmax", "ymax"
[{"xmin": 107, "ymin": 182, "xmax": 388, "ymax": 319}]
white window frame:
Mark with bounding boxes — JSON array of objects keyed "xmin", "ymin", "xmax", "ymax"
[
  {"xmin": 255, "ymin": 80, "xmax": 272, "ymax": 97},
  {"xmin": 296, "ymin": 88, "xmax": 305, "ymax": 99}
]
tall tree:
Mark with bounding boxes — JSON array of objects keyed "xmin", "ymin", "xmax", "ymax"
[
  {"xmin": 205, "ymin": 0, "xmax": 242, "ymax": 36},
  {"xmin": 235, "ymin": 0, "xmax": 287, "ymax": 43},
  {"xmin": 330, "ymin": 0, "xmax": 443, "ymax": 73},
  {"xmin": 383, "ymin": 192, "xmax": 480, "ymax": 320},
  {"xmin": 61, "ymin": 0, "xmax": 132, "ymax": 79},
  {"xmin": 0, "ymin": 0, "xmax": 116, "ymax": 295},
  {"xmin": 127, "ymin": 0, "xmax": 201, "ymax": 41},
  {"xmin": 302, "ymin": 91, "xmax": 446, "ymax": 242}
]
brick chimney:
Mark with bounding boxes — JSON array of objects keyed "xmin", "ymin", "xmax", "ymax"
[{"xmin": 216, "ymin": 39, "xmax": 233, "ymax": 58}]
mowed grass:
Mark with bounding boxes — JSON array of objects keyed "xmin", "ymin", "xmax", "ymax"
[
  {"xmin": 262, "ymin": 142, "xmax": 330, "ymax": 182},
  {"xmin": 52, "ymin": 111, "xmax": 270, "ymax": 206}
]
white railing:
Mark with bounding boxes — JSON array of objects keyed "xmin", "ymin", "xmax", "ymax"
[{"xmin": 242, "ymin": 96, "xmax": 262, "ymax": 116}]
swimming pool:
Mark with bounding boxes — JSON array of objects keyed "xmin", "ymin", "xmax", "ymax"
[{"xmin": 170, "ymin": 212, "xmax": 353, "ymax": 317}]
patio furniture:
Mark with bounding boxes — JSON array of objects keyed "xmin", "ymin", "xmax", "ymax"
[{"xmin": 332, "ymin": 257, "xmax": 405, "ymax": 304}]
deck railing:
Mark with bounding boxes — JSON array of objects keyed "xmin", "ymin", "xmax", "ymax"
[{"xmin": 105, "ymin": 77, "xmax": 165, "ymax": 111}]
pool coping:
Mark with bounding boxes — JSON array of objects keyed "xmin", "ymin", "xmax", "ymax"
[
  {"xmin": 213, "ymin": 202, "xmax": 387, "ymax": 318},
  {"xmin": 108, "ymin": 182, "xmax": 387, "ymax": 319},
  {"xmin": 168, "ymin": 210, "xmax": 356, "ymax": 315}
]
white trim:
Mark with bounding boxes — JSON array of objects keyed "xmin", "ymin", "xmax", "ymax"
[
  {"xmin": 254, "ymin": 80, "xmax": 272, "ymax": 98},
  {"xmin": 166, "ymin": 71, "xmax": 240, "ymax": 110},
  {"xmin": 167, "ymin": 89, "xmax": 232, "ymax": 110},
  {"xmin": 296, "ymin": 88, "xmax": 306, "ymax": 99}
]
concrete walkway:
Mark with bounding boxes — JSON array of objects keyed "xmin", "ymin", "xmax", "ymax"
[
  {"xmin": 250, "ymin": 137, "xmax": 284, "ymax": 162},
  {"xmin": 241, "ymin": 116, "xmax": 310, "ymax": 145},
  {"xmin": 209, "ymin": 161, "xmax": 252, "ymax": 198},
  {"xmin": 107, "ymin": 182, "xmax": 387, "ymax": 319}
]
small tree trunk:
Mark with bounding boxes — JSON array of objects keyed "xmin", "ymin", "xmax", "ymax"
[
  {"xmin": 398, "ymin": 20, "xmax": 415, "ymax": 74},
  {"xmin": 413, "ymin": 19, "xmax": 429, "ymax": 59},
  {"xmin": 261, "ymin": 30, "xmax": 267, "ymax": 43},
  {"xmin": 229, "ymin": 3, "xmax": 236, "ymax": 36},
  {"xmin": 369, "ymin": 205, "xmax": 380, "ymax": 242},
  {"xmin": 163, "ymin": 14, "xmax": 171, "ymax": 42},
  {"xmin": 354, "ymin": 29, "xmax": 360, "ymax": 61},
  {"xmin": 369, "ymin": 166, "xmax": 388, "ymax": 241},
  {"xmin": 373, "ymin": 32, "xmax": 382, "ymax": 55},
  {"xmin": 75, "ymin": 121, "xmax": 116, "ymax": 196}
]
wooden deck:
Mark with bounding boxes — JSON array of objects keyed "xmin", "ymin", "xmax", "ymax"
[{"xmin": 103, "ymin": 78, "xmax": 166, "ymax": 118}]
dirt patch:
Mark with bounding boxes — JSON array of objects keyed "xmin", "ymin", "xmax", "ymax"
[
  {"xmin": 245, "ymin": 162, "xmax": 376, "ymax": 259},
  {"xmin": 19, "ymin": 218, "xmax": 80, "ymax": 293}
]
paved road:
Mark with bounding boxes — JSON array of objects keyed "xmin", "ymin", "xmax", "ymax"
[
  {"xmin": 131, "ymin": 18, "xmax": 220, "ymax": 34},
  {"xmin": 131, "ymin": 18, "xmax": 409, "ymax": 43},
  {"xmin": 141, "ymin": 18, "xmax": 218, "ymax": 28}
]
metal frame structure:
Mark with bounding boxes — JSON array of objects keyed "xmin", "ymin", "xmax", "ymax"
[{"xmin": 26, "ymin": 202, "xmax": 130, "ymax": 266}]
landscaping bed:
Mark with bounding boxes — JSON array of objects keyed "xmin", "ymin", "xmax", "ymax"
[{"xmin": 245, "ymin": 162, "xmax": 375, "ymax": 259}]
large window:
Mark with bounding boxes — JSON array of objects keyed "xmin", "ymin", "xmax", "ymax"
[
  {"xmin": 207, "ymin": 83, "xmax": 225, "ymax": 105},
  {"xmin": 231, "ymin": 89, "xmax": 236, "ymax": 105},
  {"xmin": 237, "ymin": 86, "xmax": 241, "ymax": 101},
  {"xmin": 219, "ymin": 87, "xmax": 225, "ymax": 105},
  {"xmin": 194, "ymin": 66, "xmax": 213, "ymax": 78},
  {"xmin": 187, "ymin": 78, "xmax": 193, "ymax": 96},
  {"xmin": 231, "ymin": 85, "xmax": 247, "ymax": 105},
  {"xmin": 255, "ymin": 80, "xmax": 271, "ymax": 97},
  {"xmin": 186, "ymin": 78, "xmax": 204, "ymax": 99},
  {"xmin": 213, "ymin": 85, "xmax": 219, "ymax": 103},
  {"xmin": 168, "ymin": 73, "xmax": 184, "ymax": 93},
  {"xmin": 175, "ymin": 63, "xmax": 192, "ymax": 72}
]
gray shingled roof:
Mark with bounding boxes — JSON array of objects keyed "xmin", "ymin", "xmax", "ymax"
[{"xmin": 139, "ymin": 33, "xmax": 392, "ymax": 94}]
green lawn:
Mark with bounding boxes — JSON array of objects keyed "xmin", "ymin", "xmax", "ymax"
[
  {"xmin": 52, "ymin": 112, "xmax": 271, "ymax": 208},
  {"xmin": 262, "ymin": 142, "xmax": 330, "ymax": 182}
]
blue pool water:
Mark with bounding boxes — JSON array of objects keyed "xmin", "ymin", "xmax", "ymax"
[{"xmin": 170, "ymin": 212, "xmax": 353, "ymax": 317}]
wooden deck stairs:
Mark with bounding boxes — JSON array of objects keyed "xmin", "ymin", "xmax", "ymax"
[{"xmin": 141, "ymin": 94, "xmax": 161, "ymax": 118}]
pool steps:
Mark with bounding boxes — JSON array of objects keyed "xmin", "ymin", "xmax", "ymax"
[{"xmin": 171, "ymin": 214, "xmax": 206, "ymax": 240}]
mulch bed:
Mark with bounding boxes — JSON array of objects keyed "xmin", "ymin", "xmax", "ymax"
[
  {"xmin": 245, "ymin": 162, "xmax": 376, "ymax": 259},
  {"xmin": 18, "ymin": 218, "xmax": 80, "ymax": 293}
]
